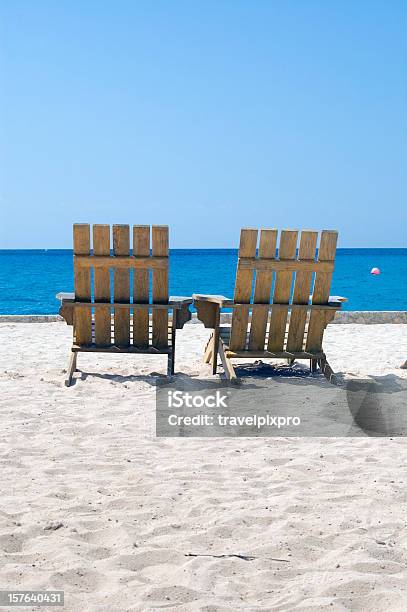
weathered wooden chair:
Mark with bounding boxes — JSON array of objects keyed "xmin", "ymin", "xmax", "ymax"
[
  {"xmin": 58, "ymin": 224, "xmax": 192, "ymax": 386},
  {"xmin": 193, "ymin": 228, "xmax": 346, "ymax": 381}
]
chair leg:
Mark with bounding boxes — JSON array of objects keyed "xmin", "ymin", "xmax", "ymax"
[
  {"xmin": 211, "ymin": 342, "xmax": 218, "ymax": 375},
  {"xmin": 65, "ymin": 352, "xmax": 77, "ymax": 387},
  {"xmin": 167, "ymin": 317, "xmax": 176, "ymax": 376},
  {"xmin": 218, "ymin": 339, "xmax": 237, "ymax": 380},
  {"xmin": 211, "ymin": 308, "xmax": 220, "ymax": 375},
  {"xmin": 203, "ymin": 333, "xmax": 214, "ymax": 364},
  {"xmin": 167, "ymin": 351, "xmax": 175, "ymax": 376},
  {"xmin": 310, "ymin": 358, "xmax": 318, "ymax": 373},
  {"xmin": 319, "ymin": 357, "xmax": 335, "ymax": 382}
]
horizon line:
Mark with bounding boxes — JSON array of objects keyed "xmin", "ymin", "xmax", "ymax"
[{"xmin": 1, "ymin": 247, "xmax": 406, "ymax": 251}]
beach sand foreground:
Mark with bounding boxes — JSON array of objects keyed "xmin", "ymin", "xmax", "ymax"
[{"xmin": 0, "ymin": 321, "xmax": 407, "ymax": 611}]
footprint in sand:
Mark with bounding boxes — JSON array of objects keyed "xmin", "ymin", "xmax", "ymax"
[
  {"xmin": 50, "ymin": 567, "xmax": 105, "ymax": 593},
  {"xmin": 0, "ymin": 533, "xmax": 25, "ymax": 553}
]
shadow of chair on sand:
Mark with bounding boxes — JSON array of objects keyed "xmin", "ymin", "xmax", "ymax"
[
  {"xmin": 344, "ymin": 373, "xmax": 407, "ymax": 436},
  {"xmin": 74, "ymin": 360, "xmax": 407, "ymax": 438},
  {"xmin": 219, "ymin": 360, "xmax": 407, "ymax": 437}
]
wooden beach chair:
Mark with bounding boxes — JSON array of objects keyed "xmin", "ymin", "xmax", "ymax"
[
  {"xmin": 58, "ymin": 224, "xmax": 192, "ymax": 386},
  {"xmin": 193, "ymin": 228, "xmax": 346, "ymax": 380}
]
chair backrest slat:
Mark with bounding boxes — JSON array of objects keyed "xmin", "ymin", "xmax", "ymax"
[
  {"xmin": 286, "ymin": 230, "xmax": 318, "ymax": 352},
  {"xmin": 113, "ymin": 225, "xmax": 131, "ymax": 347},
  {"xmin": 248, "ymin": 229, "xmax": 277, "ymax": 350},
  {"xmin": 133, "ymin": 225, "xmax": 150, "ymax": 347},
  {"xmin": 267, "ymin": 230, "xmax": 298, "ymax": 352},
  {"xmin": 93, "ymin": 224, "xmax": 111, "ymax": 346},
  {"xmin": 152, "ymin": 226, "xmax": 169, "ymax": 349},
  {"xmin": 306, "ymin": 230, "xmax": 338, "ymax": 352},
  {"xmin": 73, "ymin": 224, "xmax": 92, "ymax": 345},
  {"xmin": 229, "ymin": 229, "xmax": 258, "ymax": 351}
]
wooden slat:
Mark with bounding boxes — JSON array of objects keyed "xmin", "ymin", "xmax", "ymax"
[
  {"xmin": 152, "ymin": 226, "xmax": 169, "ymax": 349},
  {"xmin": 93, "ymin": 225, "xmax": 111, "ymax": 346},
  {"xmin": 267, "ymin": 230, "xmax": 298, "ymax": 352},
  {"xmin": 74, "ymin": 255, "xmax": 167, "ymax": 269},
  {"xmin": 229, "ymin": 229, "xmax": 258, "ymax": 351},
  {"xmin": 229, "ymin": 303, "xmax": 339, "ymax": 311},
  {"xmin": 248, "ymin": 229, "xmax": 277, "ymax": 350},
  {"xmin": 286, "ymin": 230, "xmax": 318, "ymax": 352},
  {"xmin": 73, "ymin": 224, "xmax": 92, "ymax": 345},
  {"xmin": 225, "ymin": 350, "xmax": 325, "ymax": 359},
  {"xmin": 133, "ymin": 225, "xmax": 150, "ymax": 347},
  {"xmin": 306, "ymin": 231, "xmax": 338, "ymax": 352},
  {"xmin": 113, "ymin": 225, "xmax": 130, "ymax": 347},
  {"xmin": 72, "ymin": 345, "xmax": 171, "ymax": 354},
  {"xmin": 73, "ymin": 302, "xmax": 184, "ymax": 310},
  {"xmin": 66, "ymin": 297, "xmax": 320, "ymax": 312},
  {"xmin": 218, "ymin": 340, "xmax": 237, "ymax": 380},
  {"xmin": 237, "ymin": 259, "xmax": 333, "ymax": 272}
]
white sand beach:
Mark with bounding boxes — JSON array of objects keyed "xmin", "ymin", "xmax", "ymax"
[{"xmin": 1, "ymin": 321, "xmax": 407, "ymax": 611}]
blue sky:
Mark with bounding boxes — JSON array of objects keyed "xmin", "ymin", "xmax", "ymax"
[{"xmin": 1, "ymin": 0, "xmax": 406, "ymax": 248}]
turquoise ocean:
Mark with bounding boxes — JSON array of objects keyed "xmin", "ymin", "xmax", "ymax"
[{"xmin": 0, "ymin": 249, "xmax": 406, "ymax": 314}]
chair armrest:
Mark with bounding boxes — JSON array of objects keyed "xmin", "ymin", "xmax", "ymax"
[
  {"xmin": 56, "ymin": 292, "xmax": 75, "ymax": 325},
  {"xmin": 56, "ymin": 292, "xmax": 75, "ymax": 302},
  {"xmin": 327, "ymin": 296, "xmax": 347, "ymax": 307},
  {"xmin": 193, "ymin": 294, "xmax": 234, "ymax": 307},
  {"xmin": 56, "ymin": 293, "xmax": 193, "ymax": 328},
  {"xmin": 169, "ymin": 296, "xmax": 193, "ymax": 307},
  {"xmin": 169, "ymin": 297, "xmax": 192, "ymax": 328},
  {"xmin": 57, "ymin": 293, "xmax": 192, "ymax": 305},
  {"xmin": 193, "ymin": 294, "xmax": 233, "ymax": 328}
]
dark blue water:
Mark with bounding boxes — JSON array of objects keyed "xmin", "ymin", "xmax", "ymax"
[{"xmin": 0, "ymin": 249, "xmax": 406, "ymax": 314}]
